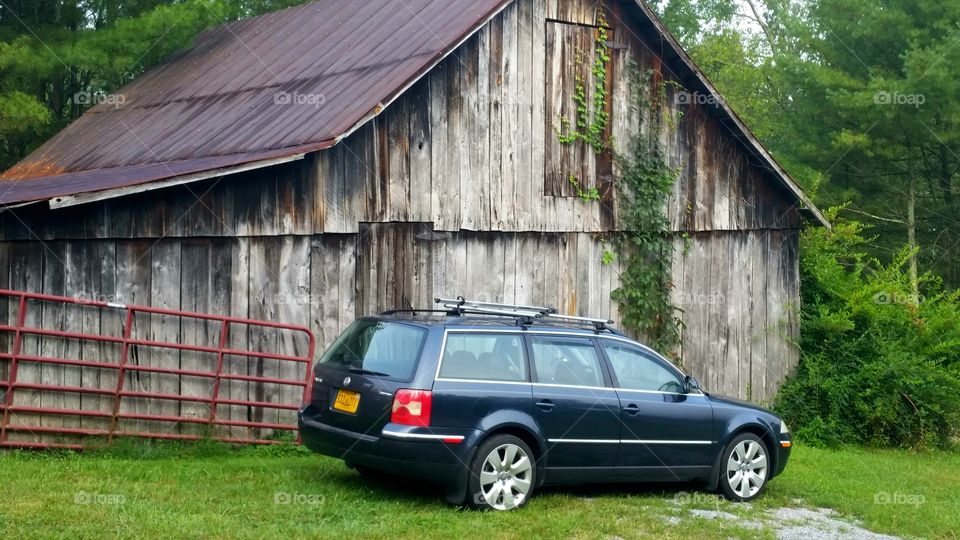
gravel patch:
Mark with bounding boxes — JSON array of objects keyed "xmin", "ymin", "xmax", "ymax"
[
  {"xmin": 679, "ymin": 504, "xmax": 901, "ymax": 539},
  {"xmin": 767, "ymin": 507, "xmax": 901, "ymax": 540}
]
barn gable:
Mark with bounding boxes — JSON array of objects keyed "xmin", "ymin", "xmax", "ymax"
[{"xmin": 0, "ymin": 0, "xmax": 825, "ymax": 231}]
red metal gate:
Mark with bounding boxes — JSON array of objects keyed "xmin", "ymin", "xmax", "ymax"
[{"xmin": 0, "ymin": 288, "xmax": 315, "ymax": 449}]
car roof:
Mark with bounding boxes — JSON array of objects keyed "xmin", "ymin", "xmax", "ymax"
[{"xmin": 363, "ymin": 312, "xmax": 626, "ymax": 337}]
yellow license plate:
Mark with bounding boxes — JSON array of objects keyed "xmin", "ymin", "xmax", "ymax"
[{"xmin": 333, "ymin": 389, "xmax": 361, "ymax": 414}]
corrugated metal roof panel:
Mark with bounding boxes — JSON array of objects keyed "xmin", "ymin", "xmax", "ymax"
[{"xmin": 0, "ymin": 0, "xmax": 512, "ymax": 204}]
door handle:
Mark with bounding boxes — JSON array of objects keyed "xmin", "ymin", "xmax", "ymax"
[
  {"xmin": 535, "ymin": 400, "xmax": 555, "ymax": 411},
  {"xmin": 623, "ymin": 403, "xmax": 641, "ymax": 415}
]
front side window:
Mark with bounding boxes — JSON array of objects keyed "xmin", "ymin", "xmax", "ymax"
[
  {"xmin": 604, "ymin": 343, "xmax": 683, "ymax": 393},
  {"xmin": 530, "ymin": 337, "xmax": 604, "ymax": 387},
  {"xmin": 320, "ymin": 320, "xmax": 427, "ymax": 380},
  {"xmin": 439, "ymin": 333, "xmax": 527, "ymax": 382}
]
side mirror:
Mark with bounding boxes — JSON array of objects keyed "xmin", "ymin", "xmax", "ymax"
[{"xmin": 683, "ymin": 375, "xmax": 701, "ymax": 394}]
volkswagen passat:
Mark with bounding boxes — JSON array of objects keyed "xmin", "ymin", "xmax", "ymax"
[{"xmin": 299, "ymin": 299, "xmax": 792, "ymax": 511}]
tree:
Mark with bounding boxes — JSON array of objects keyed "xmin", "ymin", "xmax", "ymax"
[{"xmin": 0, "ymin": 0, "xmax": 308, "ymax": 171}]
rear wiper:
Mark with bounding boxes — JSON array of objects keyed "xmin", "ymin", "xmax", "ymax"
[{"xmin": 348, "ymin": 366, "xmax": 391, "ymax": 377}]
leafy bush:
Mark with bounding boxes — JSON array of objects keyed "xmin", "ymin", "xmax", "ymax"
[{"xmin": 775, "ymin": 208, "xmax": 960, "ymax": 449}]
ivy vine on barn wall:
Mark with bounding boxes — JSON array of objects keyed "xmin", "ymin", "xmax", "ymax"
[
  {"xmin": 556, "ymin": 10, "xmax": 611, "ymax": 156},
  {"xmin": 553, "ymin": 13, "xmax": 684, "ymax": 357},
  {"xmin": 610, "ymin": 67, "xmax": 685, "ymax": 357}
]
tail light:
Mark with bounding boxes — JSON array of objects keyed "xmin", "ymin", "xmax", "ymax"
[{"xmin": 391, "ymin": 389, "xmax": 432, "ymax": 427}]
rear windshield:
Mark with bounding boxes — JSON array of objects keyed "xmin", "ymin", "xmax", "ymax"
[{"xmin": 319, "ymin": 320, "xmax": 427, "ymax": 380}]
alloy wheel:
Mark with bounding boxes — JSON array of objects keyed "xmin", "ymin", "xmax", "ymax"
[
  {"xmin": 478, "ymin": 443, "xmax": 533, "ymax": 510},
  {"xmin": 726, "ymin": 439, "xmax": 768, "ymax": 498}
]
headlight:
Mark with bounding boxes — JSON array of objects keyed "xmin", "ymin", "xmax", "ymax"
[{"xmin": 780, "ymin": 421, "xmax": 789, "ymax": 434}]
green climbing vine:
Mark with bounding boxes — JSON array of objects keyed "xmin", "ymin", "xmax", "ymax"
[
  {"xmin": 551, "ymin": 12, "xmax": 682, "ymax": 358},
  {"xmin": 556, "ymin": 11, "xmax": 611, "ymax": 154},
  {"xmin": 568, "ymin": 174, "xmax": 601, "ymax": 201},
  {"xmin": 610, "ymin": 67, "xmax": 684, "ymax": 357}
]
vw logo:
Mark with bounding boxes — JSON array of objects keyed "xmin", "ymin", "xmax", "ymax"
[{"xmin": 343, "ymin": 377, "xmax": 351, "ymax": 386}]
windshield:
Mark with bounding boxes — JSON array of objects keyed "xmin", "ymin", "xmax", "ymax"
[{"xmin": 319, "ymin": 320, "xmax": 427, "ymax": 380}]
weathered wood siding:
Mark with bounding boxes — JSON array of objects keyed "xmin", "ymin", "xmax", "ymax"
[{"xmin": 671, "ymin": 230, "xmax": 800, "ymax": 402}]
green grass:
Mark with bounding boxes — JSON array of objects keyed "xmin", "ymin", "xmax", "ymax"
[
  {"xmin": 763, "ymin": 445, "xmax": 960, "ymax": 539},
  {"xmin": 0, "ymin": 442, "xmax": 956, "ymax": 539}
]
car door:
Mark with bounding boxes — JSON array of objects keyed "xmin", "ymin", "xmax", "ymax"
[
  {"xmin": 528, "ymin": 334, "xmax": 621, "ymax": 479},
  {"xmin": 601, "ymin": 340, "xmax": 715, "ymax": 479}
]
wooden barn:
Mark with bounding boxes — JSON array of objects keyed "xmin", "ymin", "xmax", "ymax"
[{"xmin": 0, "ymin": 0, "xmax": 826, "ymax": 444}]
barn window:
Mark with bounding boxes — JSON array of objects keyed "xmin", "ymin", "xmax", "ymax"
[{"xmin": 544, "ymin": 20, "xmax": 614, "ymax": 197}]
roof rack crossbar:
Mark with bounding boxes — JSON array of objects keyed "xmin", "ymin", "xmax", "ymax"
[
  {"xmin": 434, "ymin": 297, "xmax": 615, "ymax": 330},
  {"xmin": 434, "ymin": 297, "xmax": 555, "ymax": 314},
  {"xmin": 435, "ymin": 301, "xmax": 543, "ymax": 320},
  {"xmin": 543, "ymin": 313, "xmax": 614, "ymax": 325},
  {"xmin": 379, "ymin": 309, "xmax": 451, "ymax": 316}
]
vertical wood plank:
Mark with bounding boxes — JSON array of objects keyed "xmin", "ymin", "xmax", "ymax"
[
  {"xmin": 225, "ymin": 237, "xmax": 250, "ymax": 435},
  {"xmin": 0, "ymin": 243, "xmax": 10, "ymax": 407},
  {"xmin": 429, "ymin": 60, "xmax": 452, "ymax": 231},
  {"xmin": 387, "ymin": 95, "xmax": 411, "ymax": 223},
  {"xmin": 8, "ymin": 243, "xmax": 44, "ymax": 442},
  {"xmin": 500, "ymin": 1, "xmax": 520, "ymax": 232},
  {"xmin": 460, "ymin": 34, "xmax": 480, "ymax": 231},
  {"xmin": 409, "ymin": 82, "xmax": 433, "ymax": 222},
  {"xmin": 148, "ymin": 241, "xmax": 182, "ymax": 429},
  {"xmin": 516, "ymin": 0, "xmax": 535, "ymax": 230},
  {"xmin": 488, "ymin": 14, "xmax": 506, "ymax": 230},
  {"xmin": 40, "ymin": 243, "xmax": 66, "ymax": 432}
]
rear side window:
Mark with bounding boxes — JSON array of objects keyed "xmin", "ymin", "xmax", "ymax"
[
  {"xmin": 531, "ymin": 337, "xmax": 604, "ymax": 387},
  {"xmin": 320, "ymin": 320, "xmax": 427, "ymax": 380},
  {"xmin": 439, "ymin": 333, "xmax": 527, "ymax": 382}
]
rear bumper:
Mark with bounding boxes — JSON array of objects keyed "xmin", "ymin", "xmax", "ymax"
[{"xmin": 298, "ymin": 404, "xmax": 481, "ymax": 487}]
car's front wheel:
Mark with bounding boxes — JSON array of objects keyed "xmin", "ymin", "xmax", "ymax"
[
  {"xmin": 467, "ymin": 434, "xmax": 536, "ymax": 511},
  {"xmin": 718, "ymin": 433, "xmax": 769, "ymax": 502}
]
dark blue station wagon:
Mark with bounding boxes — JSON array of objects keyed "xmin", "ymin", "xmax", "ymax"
[{"xmin": 299, "ymin": 298, "xmax": 792, "ymax": 510}]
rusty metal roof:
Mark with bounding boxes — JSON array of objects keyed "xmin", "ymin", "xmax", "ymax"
[{"xmin": 0, "ymin": 0, "xmax": 512, "ymax": 204}]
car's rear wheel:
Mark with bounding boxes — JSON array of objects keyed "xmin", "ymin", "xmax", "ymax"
[
  {"xmin": 718, "ymin": 433, "xmax": 769, "ymax": 502},
  {"xmin": 467, "ymin": 434, "xmax": 536, "ymax": 511}
]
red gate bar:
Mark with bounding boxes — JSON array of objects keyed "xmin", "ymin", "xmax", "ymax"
[{"xmin": 0, "ymin": 288, "xmax": 316, "ymax": 450}]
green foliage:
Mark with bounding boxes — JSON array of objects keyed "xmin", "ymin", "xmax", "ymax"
[
  {"xmin": 650, "ymin": 0, "xmax": 738, "ymax": 45},
  {"xmin": 556, "ymin": 10, "xmax": 611, "ymax": 154},
  {"xmin": 775, "ymin": 208, "xmax": 960, "ymax": 449},
  {"xmin": 655, "ymin": 0, "xmax": 960, "ymax": 288},
  {"xmin": 567, "ymin": 174, "xmax": 601, "ymax": 201},
  {"xmin": 609, "ymin": 69, "xmax": 683, "ymax": 357}
]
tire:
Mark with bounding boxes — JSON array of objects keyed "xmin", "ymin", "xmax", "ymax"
[
  {"xmin": 467, "ymin": 434, "xmax": 536, "ymax": 511},
  {"xmin": 718, "ymin": 432, "xmax": 770, "ymax": 502}
]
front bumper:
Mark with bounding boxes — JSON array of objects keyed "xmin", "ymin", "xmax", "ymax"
[
  {"xmin": 298, "ymin": 404, "xmax": 482, "ymax": 487},
  {"xmin": 774, "ymin": 433, "xmax": 792, "ymax": 477}
]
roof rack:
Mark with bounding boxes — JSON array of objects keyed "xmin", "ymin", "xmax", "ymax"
[{"xmin": 434, "ymin": 297, "xmax": 615, "ymax": 331}]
